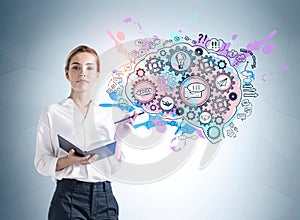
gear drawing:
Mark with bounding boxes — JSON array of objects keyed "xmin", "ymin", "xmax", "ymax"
[
  {"xmin": 138, "ymin": 49, "xmax": 147, "ymax": 57},
  {"xmin": 207, "ymin": 125, "xmax": 221, "ymax": 140},
  {"xmin": 214, "ymin": 116, "xmax": 224, "ymax": 125},
  {"xmin": 119, "ymin": 39, "xmax": 248, "ymax": 146},
  {"xmin": 145, "ymin": 56, "xmax": 165, "ymax": 75},
  {"xmin": 211, "ymin": 95, "xmax": 231, "ymax": 116},
  {"xmin": 176, "ymin": 73, "xmax": 213, "ymax": 109},
  {"xmin": 196, "ymin": 56, "xmax": 215, "ymax": 75},
  {"xmin": 186, "ymin": 110, "xmax": 196, "ymax": 120},
  {"xmin": 150, "ymin": 104, "xmax": 157, "ymax": 111},
  {"xmin": 136, "ymin": 68, "xmax": 146, "ymax": 77},
  {"xmin": 157, "ymin": 94, "xmax": 176, "ymax": 113},
  {"xmin": 204, "ymin": 55, "xmax": 216, "ymax": 66},
  {"xmin": 160, "ymin": 49, "xmax": 167, "ymax": 56},
  {"xmin": 198, "ymin": 110, "xmax": 213, "ymax": 127},
  {"xmin": 212, "ymin": 70, "xmax": 235, "ymax": 93},
  {"xmin": 217, "ymin": 60, "xmax": 227, "ymax": 69},
  {"xmin": 166, "ymin": 45, "xmax": 196, "ymax": 76},
  {"xmin": 131, "ymin": 78, "xmax": 158, "ymax": 105}
]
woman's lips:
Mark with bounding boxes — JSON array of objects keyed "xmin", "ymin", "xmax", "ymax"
[{"xmin": 77, "ymin": 79, "xmax": 89, "ymax": 83}]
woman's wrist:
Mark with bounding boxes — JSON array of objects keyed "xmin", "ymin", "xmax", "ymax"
[{"xmin": 56, "ymin": 156, "xmax": 70, "ymax": 171}]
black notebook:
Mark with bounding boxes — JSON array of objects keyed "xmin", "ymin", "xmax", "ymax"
[{"xmin": 57, "ymin": 134, "xmax": 116, "ymax": 160}]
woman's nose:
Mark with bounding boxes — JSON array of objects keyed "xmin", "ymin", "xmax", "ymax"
[{"xmin": 79, "ymin": 71, "xmax": 86, "ymax": 77}]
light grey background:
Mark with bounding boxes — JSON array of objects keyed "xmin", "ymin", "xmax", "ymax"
[{"xmin": 0, "ymin": 0, "xmax": 299, "ymax": 219}]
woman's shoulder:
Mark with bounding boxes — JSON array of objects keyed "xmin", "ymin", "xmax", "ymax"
[{"xmin": 42, "ymin": 98, "xmax": 72, "ymax": 114}]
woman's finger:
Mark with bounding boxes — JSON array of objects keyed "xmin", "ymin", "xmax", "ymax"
[
  {"xmin": 77, "ymin": 154, "xmax": 98, "ymax": 164},
  {"xmin": 88, "ymin": 154, "xmax": 98, "ymax": 163},
  {"xmin": 84, "ymin": 154, "xmax": 91, "ymax": 160},
  {"xmin": 68, "ymin": 149, "xmax": 75, "ymax": 157},
  {"xmin": 132, "ymin": 111, "xmax": 138, "ymax": 121}
]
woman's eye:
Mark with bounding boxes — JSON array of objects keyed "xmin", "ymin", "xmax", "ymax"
[
  {"xmin": 72, "ymin": 66, "xmax": 80, "ymax": 70},
  {"xmin": 87, "ymin": 67, "xmax": 94, "ymax": 71}
]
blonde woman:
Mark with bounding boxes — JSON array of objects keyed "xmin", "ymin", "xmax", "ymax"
[{"xmin": 35, "ymin": 45, "xmax": 135, "ymax": 219}]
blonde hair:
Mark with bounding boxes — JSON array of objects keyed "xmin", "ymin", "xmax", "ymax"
[{"xmin": 65, "ymin": 45, "xmax": 100, "ymax": 72}]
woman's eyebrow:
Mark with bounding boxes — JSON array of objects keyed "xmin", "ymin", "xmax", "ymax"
[{"xmin": 71, "ymin": 62, "xmax": 95, "ymax": 65}]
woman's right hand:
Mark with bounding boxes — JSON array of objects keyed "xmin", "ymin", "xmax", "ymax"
[{"xmin": 56, "ymin": 149, "xmax": 98, "ymax": 171}]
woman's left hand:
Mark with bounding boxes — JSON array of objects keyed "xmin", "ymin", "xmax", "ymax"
[{"xmin": 114, "ymin": 111, "xmax": 138, "ymax": 141}]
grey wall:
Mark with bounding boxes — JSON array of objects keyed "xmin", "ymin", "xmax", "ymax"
[{"xmin": 0, "ymin": 0, "xmax": 299, "ymax": 219}]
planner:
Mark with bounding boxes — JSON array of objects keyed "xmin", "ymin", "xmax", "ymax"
[{"xmin": 57, "ymin": 134, "xmax": 116, "ymax": 160}]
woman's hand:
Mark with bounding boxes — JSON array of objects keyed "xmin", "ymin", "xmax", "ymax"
[
  {"xmin": 56, "ymin": 149, "xmax": 98, "ymax": 171},
  {"xmin": 114, "ymin": 111, "xmax": 138, "ymax": 141}
]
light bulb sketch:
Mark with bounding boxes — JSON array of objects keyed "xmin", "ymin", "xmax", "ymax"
[{"xmin": 176, "ymin": 52, "xmax": 186, "ymax": 69}]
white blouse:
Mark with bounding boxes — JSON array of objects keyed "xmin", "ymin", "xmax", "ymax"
[{"xmin": 34, "ymin": 98, "xmax": 120, "ymax": 182}]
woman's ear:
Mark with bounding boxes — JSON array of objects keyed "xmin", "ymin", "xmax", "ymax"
[{"xmin": 65, "ymin": 70, "xmax": 70, "ymax": 80}]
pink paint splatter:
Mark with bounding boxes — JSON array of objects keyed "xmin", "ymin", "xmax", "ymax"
[
  {"xmin": 170, "ymin": 146, "xmax": 181, "ymax": 152},
  {"xmin": 117, "ymin": 31, "xmax": 126, "ymax": 41},
  {"xmin": 106, "ymin": 30, "xmax": 126, "ymax": 45},
  {"xmin": 137, "ymin": 22, "xmax": 142, "ymax": 30},
  {"xmin": 283, "ymin": 64, "xmax": 289, "ymax": 70},
  {"xmin": 123, "ymin": 17, "xmax": 132, "ymax": 23},
  {"xmin": 153, "ymin": 35, "xmax": 159, "ymax": 40},
  {"xmin": 247, "ymin": 30, "xmax": 277, "ymax": 52},
  {"xmin": 232, "ymin": 34, "xmax": 238, "ymax": 40},
  {"xmin": 106, "ymin": 30, "xmax": 120, "ymax": 45},
  {"xmin": 262, "ymin": 44, "xmax": 275, "ymax": 54},
  {"xmin": 151, "ymin": 118, "xmax": 167, "ymax": 133},
  {"xmin": 171, "ymin": 136, "xmax": 177, "ymax": 144},
  {"xmin": 196, "ymin": 129, "xmax": 206, "ymax": 139}
]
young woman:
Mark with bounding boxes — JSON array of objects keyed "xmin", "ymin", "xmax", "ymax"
[{"xmin": 34, "ymin": 45, "xmax": 135, "ymax": 219}]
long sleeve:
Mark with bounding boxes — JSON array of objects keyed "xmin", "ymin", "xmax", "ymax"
[
  {"xmin": 34, "ymin": 109, "xmax": 65, "ymax": 178},
  {"xmin": 34, "ymin": 99, "xmax": 114, "ymax": 182}
]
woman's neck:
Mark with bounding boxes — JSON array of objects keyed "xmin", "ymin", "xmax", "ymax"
[
  {"xmin": 68, "ymin": 91, "xmax": 92, "ymax": 118},
  {"xmin": 68, "ymin": 91, "xmax": 91, "ymax": 106}
]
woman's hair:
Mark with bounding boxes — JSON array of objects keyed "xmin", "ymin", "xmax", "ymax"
[{"xmin": 65, "ymin": 45, "xmax": 100, "ymax": 72}]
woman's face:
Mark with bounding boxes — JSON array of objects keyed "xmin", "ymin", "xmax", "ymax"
[{"xmin": 66, "ymin": 52, "xmax": 99, "ymax": 93}]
